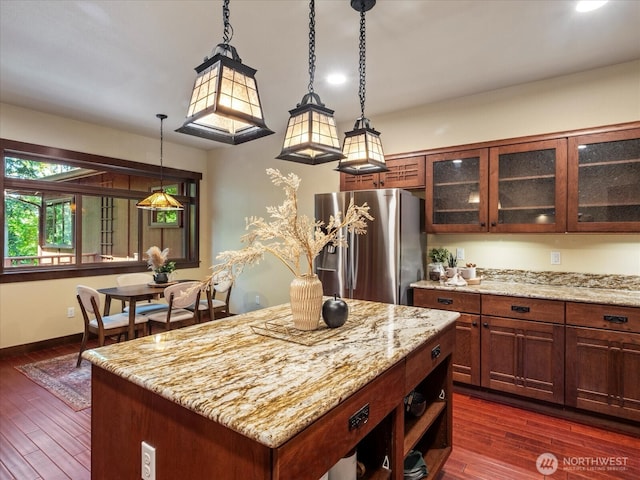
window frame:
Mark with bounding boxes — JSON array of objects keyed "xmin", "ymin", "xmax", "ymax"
[{"xmin": 1, "ymin": 139, "xmax": 202, "ymax": 283}]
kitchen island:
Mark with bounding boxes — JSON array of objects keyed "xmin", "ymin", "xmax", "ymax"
[{"xmin": 83, "ymin": 298, "xmax": 458, "ymax": 480}]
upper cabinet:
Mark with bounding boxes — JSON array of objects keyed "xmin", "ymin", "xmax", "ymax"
[
  {"xmin": 426, "ymin": 140, "xmax": 567, "ymax": 233},
  {"xmin": 340, "ymin": 155, "xmax": 425, "ymax": 191},
  {"xmin": 489, "ymin": 139, "xmax": 567, "ymax": 233},
  {"xmin": 567, "ymin": 128, "xmax": 640, "ymax": 232},
  {"xmin": 426, "ymin": 149, "xmax": 489, "ymax": 233}
]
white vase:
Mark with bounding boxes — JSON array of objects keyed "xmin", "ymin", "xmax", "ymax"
[{"xmin": 289, "ymin": 274, "xmax": 323, "ymax": 331}]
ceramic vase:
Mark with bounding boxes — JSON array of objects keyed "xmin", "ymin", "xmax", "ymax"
[
  {"xmin": 153, "ymin": 272, "xmax": 169, "ymax": 284},
  {"xmin": 289, "ymin": 273, "xmax": 323, "ymax": 331}
]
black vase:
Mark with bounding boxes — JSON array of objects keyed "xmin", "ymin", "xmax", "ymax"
[{"xmin": 154, "ymin": 273, "xmax": 169, "ymax": 284}]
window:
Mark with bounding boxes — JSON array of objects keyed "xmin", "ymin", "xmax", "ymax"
[{"xmin": 1, "ymin": 139, "xmax": 202, "ymax": 282}]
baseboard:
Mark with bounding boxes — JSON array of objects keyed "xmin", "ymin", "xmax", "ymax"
[
  {"xmin": 0, "ymin": 333, "xmax": 83, "ymax": 359},
  {"xmin": 454, "ymin": 383, "xmax": 640, "ymax": 438}
]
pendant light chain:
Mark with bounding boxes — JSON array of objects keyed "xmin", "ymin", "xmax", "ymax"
[
  {"xmin": 222, "ymin": 0, "xmax": 233, "ymax": 46},
  {"xmin": 358, "ymin": 7, "xmax": 366, "ymax": 118},
  {"xmin": 307, "ymin": 0, "xmax": 316, "ymax": 94}
]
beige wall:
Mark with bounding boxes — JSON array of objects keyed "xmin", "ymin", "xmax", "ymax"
[
  {"xmin": 209, "ymin": 60, "xmax": 640, "ymax": 316},
  {"xmin": 1, "ymin": 60, "xmax": 639, "ymax": 349},
  {"xmin": 0, "ymin": 104, "xmax": 212, "ymax": 348}
]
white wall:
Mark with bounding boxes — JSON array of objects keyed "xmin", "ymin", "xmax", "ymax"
[
  {"xmin": 0, "ymin": 104, "xmax": 212, "ymax": 348},
  {"xmin": 209, "ymin": 60, "xmax": 640, "ymax": 316}
]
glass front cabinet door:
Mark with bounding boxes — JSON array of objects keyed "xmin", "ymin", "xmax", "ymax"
[
  {"xmin": 489, "ymin": 139, "xmax": 567, "ymax": 233},
  {"xmin": 567, "ymin": 128, "xmax": 640, "ymax": 232},
  {"xmin": 426, "ymin": 149, "xmax": 489, "ymax": 232}
]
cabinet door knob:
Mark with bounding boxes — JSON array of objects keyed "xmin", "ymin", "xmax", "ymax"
[
  {"xmin": 373, "ymin": 182, "xmax": 378, "ymax": 187},
  {"xmin": 491, "ymin": 222, "xmax": 497, "ymax": 227},
  {"xmin": 380, "ymin": 180, "xmax": 385, "ymax": 186},
  {"xmin": 483, "ymin": 322, "xmax": 489, "ymax": 328},
  {"xmin": 480, "ymin": 222, "xmax": 486, "ymax": 227},
  {"xmin": 472, "ymin": 321, "xmax": 478, "ymax": 327}
]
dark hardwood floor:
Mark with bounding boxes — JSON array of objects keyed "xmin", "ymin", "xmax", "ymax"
[{"xmin": 1, "ymin": 342, "xmax": 638, "ymax": 479}]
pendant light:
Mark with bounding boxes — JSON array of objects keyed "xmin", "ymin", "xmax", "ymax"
[
  {"xmin": 276, "ymin": 0, "xmax": 345, "ymax": 165},
  {"xmin": 337, "ymin": 0, "xmax": 388, "ymax": 175},
  {"xmin": 137, "ymin": 114, "xmax": 184, "ymax": 211},
  {"xmin": 176, "ymin": 0, "xmax": 274, "ymax": 145}
]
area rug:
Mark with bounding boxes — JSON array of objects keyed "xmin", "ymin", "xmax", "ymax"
[{"xmin": 15, "ymin": 353, "xmax": 91, "ymax": 411}]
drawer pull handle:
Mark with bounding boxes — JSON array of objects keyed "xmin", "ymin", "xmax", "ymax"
[
  {"xmin": 348, "ymin": 404, "xmax": 369, "ymax": 431},
  {"xmin": 431, "ymin": 345, "xmax": 441, "ymax": 359},
  {"xmin": 604, "ymin": 315, "xmax": 628, "ymax": 324},
  {"xmin": 511, "ymin": 305, "xmax": 530, "ymax": 313},
  {"xmin": 437, "ymin": 297, "xmax": 453, "ymax": 305}
]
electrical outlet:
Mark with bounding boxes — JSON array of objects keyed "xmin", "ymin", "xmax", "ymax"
[
  {"xmin": 456, "ymin": 248, "xmax": 465, "ymax": 261},
  {"xmin": 141, "ymin": 441, "xmax": 156, "ymax": 480},
  {"xmin": 67, "ymin": 307, "xmax": 75, "ymax": 318},
  {"xmin": 550, "ymin": 251, "xmax": 561, "ymax": 265},
  {"xmin": 255, "ymin": 295, "xmax": 260, "ymax": 305}
]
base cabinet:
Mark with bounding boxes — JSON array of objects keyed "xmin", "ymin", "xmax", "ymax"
[
  {"xmin": 565, "ymin": 302, "xmax": 640, "ymax": 422},
  {"xmin": 413, "ymin": 287, "xmax": 640, "ymax": 423},
  {"xmin": 480, "ymin": 316, "xmax": 564, "ymax": 404}
]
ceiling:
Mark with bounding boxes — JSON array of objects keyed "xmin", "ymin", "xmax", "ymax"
[{"xmin": 1, "ymin": 0, "xmax": 639, "ymax": 151}]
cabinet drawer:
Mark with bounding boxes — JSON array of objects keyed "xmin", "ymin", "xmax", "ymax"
[
  {"xmin": 566, "ymin": 302, "xmax": 640, "ymax": 333},
  {"xmin": 406, "ymin": 323, "xmax": 455, "ymax": 394},
  {"xmin": 414, "ymin": 289, "xmax": 480, "ymax": 314},
  {"xmin": 482, "ymin": 295, "xmax": 564, "ymax": 324},
  {"xmin": 275, "ymin": 361, "xmax": 404, "ymax": 480}
]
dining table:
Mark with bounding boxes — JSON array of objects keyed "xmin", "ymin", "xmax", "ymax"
[{"xmin": 97, "ymin": 283, "xmax": 173, "ymax": 340}]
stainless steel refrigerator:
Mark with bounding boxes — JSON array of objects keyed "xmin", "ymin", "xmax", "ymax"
[{"xmin": 314, "ymin": 189, "xmax": 424, "ymax": 305}]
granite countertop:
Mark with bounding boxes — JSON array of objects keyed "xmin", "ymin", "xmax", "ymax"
[
  {"xmin": 83, "ymin": 299, "xmax": 458, "ymax": 449},
  {"xmin": 411, "ymin": 280, "xmax": 640, "ymax": 308}
]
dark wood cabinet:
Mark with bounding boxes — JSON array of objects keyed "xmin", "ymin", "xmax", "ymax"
[
  {"xmin": 480, "ymin": 295, "xmax": 565, "ymax": 404},
  {"xmin": 488, "ymin": 139, "xmax": 567, "ymax": 233},
  {"xmin": 480, "ymin": 315, "xmax": 565, "ymax": 404},
  {"xmin": 413, "ymin": 289, "xmax": 481, "ymax": 386},
  {"xmin": 565, "ymin": 302, "xmax": 640, "ymax": 422},
  {"xmin": 340, "ymin": 156, "xmax": 425, "ymax": 191},
  {"xmin": 567, "ymin": 127, "xmax": 640, "ymax": 232},
  {"xmin": 413, "ymin": 290, "xmax": 566, "ymax": 400},
  {"xmin": 425, "ymin": 149, "xmax": 489, "ymax": 233}
]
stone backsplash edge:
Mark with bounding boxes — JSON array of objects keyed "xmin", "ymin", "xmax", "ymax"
[{"xmin": 476, "ymin": 269, "xmax": 640, "ymax": 291}]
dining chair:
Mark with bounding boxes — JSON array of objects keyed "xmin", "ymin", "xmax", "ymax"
[
  {"xmin": 116, "ymin": 273, "xmax": 169, "ymax": 315},
  {"xmin": 76, "ymin": 285, "xmax": 148, "ymax": 367},
  {"xmin": 188, "ymin": 274, "xmax": 232, "ymax": 321},
  {"xmin": 146, "ymin": 281, "xmax": 202, "ymax": 332}
]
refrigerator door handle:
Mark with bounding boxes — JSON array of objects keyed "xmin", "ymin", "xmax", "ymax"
[
  {"xmin": 350, "ymin": 228, "xmax": 358, "ymax": 292},
  {"xmin": 316, "ymin": 267, "xmax": 337, "ymax": 272}
]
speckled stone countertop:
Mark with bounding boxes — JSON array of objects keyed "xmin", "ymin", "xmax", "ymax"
[
  {"xmin": 83, "ymin": 299, "xmax": 458, "ymax": 449},
  {"xmin": 411, "ymin": 279, "xmax": 639, "ymax": 308}
]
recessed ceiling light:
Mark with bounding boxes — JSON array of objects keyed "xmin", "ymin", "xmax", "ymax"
[
  {"xmin": 576, "ymin": 1, "xmax": 608, "ymax": 13},
  {"xmin": 327, "ymin": 73, "xmax": 346, "ymax": 85}
]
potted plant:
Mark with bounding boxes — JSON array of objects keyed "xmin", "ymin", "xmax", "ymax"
[
  {"xmin": 146, "ymin": 246, "xmax": 176, "ymax": 284},
  {"xmin": 427, "ymin": 247, "xmax": 449, "ymax": 281}
]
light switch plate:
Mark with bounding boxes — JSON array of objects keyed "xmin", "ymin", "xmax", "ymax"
[
  {"xmin": 456, "ymin": 248, "xmax": 465, "ymax": 260},
  {"xmin": 551, "ymin": 251, "xmax": 561, "ymax": 265}
]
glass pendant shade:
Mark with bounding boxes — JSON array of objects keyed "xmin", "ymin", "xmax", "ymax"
[
  {"xmin": 176, "ymin": 44, "xmax": 274, "ymax": 145},
  {"xmin": 337, "ymin": 117, "xmax": 388, "ymax": 174},
  {"xmin": 136, "ymin": 191, "xmax": 184, "ymax": 211},
  {"xmin": 277, "ymin": 93, "xmax": 345, "ymax": 164}
]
